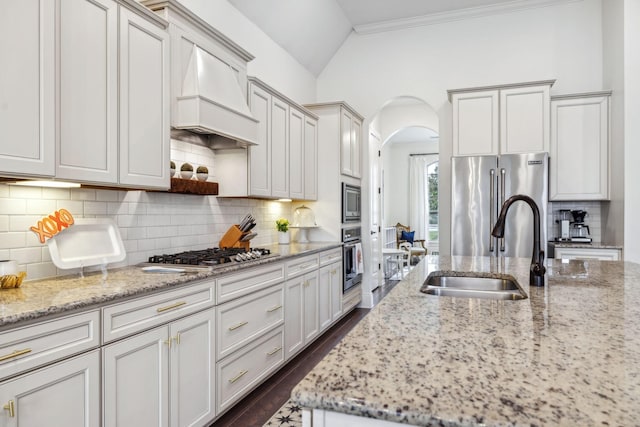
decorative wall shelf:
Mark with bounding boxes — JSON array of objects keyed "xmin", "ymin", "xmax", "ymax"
[{"xmin": 168, "ymin": 178, "xmax": 219, "ymax": 195}]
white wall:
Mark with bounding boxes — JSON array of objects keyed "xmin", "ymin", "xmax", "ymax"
[
  {"xmin": 181, "ymin": 0, "xmax": 317, "ymax": 104},
  {"xmin": 318, "ymin": 0, "xmax": 605, "ymax": 255},
  {"xmin": 623, "ymin": 0, "xmax": 640, "ymax": 262}
]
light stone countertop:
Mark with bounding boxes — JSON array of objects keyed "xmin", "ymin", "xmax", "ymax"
[
  {"xmin": 0, "ymin": 242, "xmax": 341, "ymax": 329},
  {"xmin": 548, "ymin": 241, "xmax": 624, "ymax": 249},
  {"xmin": 291, "ymin": 255, "xmax": 640, "ymax": 426}
]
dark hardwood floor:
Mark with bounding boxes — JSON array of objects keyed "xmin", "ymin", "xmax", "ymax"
[{"xmin": 210, "ymin": 279, "xmax": 400, "ymax": 427}]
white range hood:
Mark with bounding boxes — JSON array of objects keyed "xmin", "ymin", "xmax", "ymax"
[{"xmin": 174, "ymin": 45, "xmax": 259, "ymax": 146}]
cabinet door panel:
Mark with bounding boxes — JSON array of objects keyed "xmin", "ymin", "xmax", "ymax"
[
  {"xmin": 271, "ymin": 97, "xmax": 289, "ymax": 198},
  {"xmin": 119, "ymin": 7, "xmax": 170, "ymax": 189},
  {"xmin": 0, "ymin": 0, "xmax": 55, "ymax": 177},
  {"xmin": 330, "ymin": 262, "xmax": 343, "ymax": 321},
  {"xmin": 303, "ymin": 272, "xmax": 319, "ymax": 343},
  {"xmin": 303, "ymin": 116, "xmax": 318, "ymax": 200},
  {"xmin": 57, "ymin": 0, "xmax": 118, "ymax": 183},
  {"xmin": 248, "ymin": 84, "xmax": 271, "ymax": 197},
  {"xmin": 500, "ymin": 85, "xmax": 550, "ymax": 154},
  {"xmin": 170, "ymin": 309, "xmax": 216, "ymax": 427},
  {"xmin": 103, "ymin": 326, "xmax": 169, "ymax": 427},
  {"xmin": 318, "ymin": 265, "xmax": 332, "ymax": 331},
  {"xmin": 285, "ymin": 278, "xmax": 304, "ymax": 359},
  {"xmin": 351, "ymin": 118, "xmax": 362, "ymax": 178},
  {"xmin": 550, "ymin": 95, "xmax": 609, "ymax": 200},
  {"xmin": 289, "ymin": 107, "xmax": 305, "ymax": 199},
  {"xmin": 452, "ymin": 90, "xmax": 498, "ymax": 156},
  {"xmin": 0, "ymin": 351, "xmax": 99, "ymax": 427},
  {"xmin": 340, "ymin": 109, "xmax": 353, "ymax": 176}
]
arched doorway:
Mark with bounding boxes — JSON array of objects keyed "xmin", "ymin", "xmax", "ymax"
[{"xmin": 366, "ymin": 96, "xmax": 439, "ymax": 294}]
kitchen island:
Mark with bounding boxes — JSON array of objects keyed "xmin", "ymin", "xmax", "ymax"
[{"xmin": 292, "ymin": 255, "xmax": 640, "ymax": 426}]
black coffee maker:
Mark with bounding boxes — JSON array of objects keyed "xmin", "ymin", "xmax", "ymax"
[{"xmin": 570, "ymin": 210, "xmax": 591, "ymax": 242}]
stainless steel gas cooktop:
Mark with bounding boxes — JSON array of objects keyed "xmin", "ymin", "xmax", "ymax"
[{"xmin": 142, "ymin": 247, "xmax": 277, "ymax": 270}]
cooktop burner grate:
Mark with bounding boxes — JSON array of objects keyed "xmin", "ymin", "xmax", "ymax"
[{"xmin": 147, "ymin": 247, "xmax": 273, "ymax": 266}]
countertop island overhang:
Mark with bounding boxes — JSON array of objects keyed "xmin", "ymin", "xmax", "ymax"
[{"xmin": 292, "ymin": 255, "xmax": 640, "ymax": 426}]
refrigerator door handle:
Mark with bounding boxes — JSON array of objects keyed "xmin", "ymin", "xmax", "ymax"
[
  {"xmin": 500, "ymin": 168, "xmax": 506, "ymax": 252},
  {"xmin": 489, "ymin": 168, "xmax": 495, "ymax": 253}
]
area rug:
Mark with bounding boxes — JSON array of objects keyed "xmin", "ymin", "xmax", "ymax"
[{"xmin": 263, "ymin": 398, "xmax": 302, "ymax": 426}]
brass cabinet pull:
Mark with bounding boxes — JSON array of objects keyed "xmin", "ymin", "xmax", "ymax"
[
  {"xmin": 0, "ymin": 348, "xmax": 32, "ymax": 363},
  {"xmin": 156, "ymin": 301, "xmax": 187, "ymax": 313},
  {"xmin": 266, "ymin": 346, "xmax": 282, "ymax": 356},
  {"xmin": 229, "ymin": 369, "xmax": 248, "ymax": 383},
  {"xmin": 266, "ymin": 305, "xmax": 282, "ymax": 312},
  {"xmin": 228, "ymin": 321, "xmax": 248, "ymax": 331},
  {"xmin": 164, "ymin": 338, "xmax": 172, "ymax": 349},
  {"xmin": 3, "ymin": 400, "xmax": 14, "ymax": 418},
  {"xmin": 174, "ymin": 333, "xmax": 181, "ymax": 345},
  {"xmin": 330, "ymin": 269, "xmax": 337, "ymax": 275}
]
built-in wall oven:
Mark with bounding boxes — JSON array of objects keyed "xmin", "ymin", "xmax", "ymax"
[{"xmin": 342, "ymin": 227, "xmax": 362, "ymax": 293}]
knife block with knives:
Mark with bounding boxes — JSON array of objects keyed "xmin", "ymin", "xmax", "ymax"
[{"xmin": 219, "ymin": 214, "xmax": 257, "ymax": 250}]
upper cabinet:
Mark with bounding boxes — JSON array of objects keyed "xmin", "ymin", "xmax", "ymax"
[
  {"xmin": 0, "ymin": 0, "xmax": 55, "ymax": 177},
  {"xmin": 449, "ymin": 80, "xmax": 554, "ymax": 156},
  {"xmin": 0, "ymin": 0, "xmax": 170, "ymax": 189},
  {"xmin": 247, "ymin": 77, "xmax": 318, "ymax": 200},
  {"xmin": 340, "ymin": 108, "xmax": 362, "ymax": 178},
  {"xmin": 549, "ymin": 92, "xmax": 610, "ymax": 201}
]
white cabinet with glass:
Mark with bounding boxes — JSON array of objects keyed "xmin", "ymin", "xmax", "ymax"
[{"xmin": 449, "ymin": 80, "xmax": 554, "ymax": 157}]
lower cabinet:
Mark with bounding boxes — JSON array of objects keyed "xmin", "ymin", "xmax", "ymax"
[
  {"xmin": 285, "ymin": 271, "xmax": 319, "ymax": 360},
  {"xmin": 319, "ymin": 260, "xmax": 342, "ymax": 330},
  {"xmin": 0, "ymin": 350, "xmax": 100, "ymax": 427},
  {"xmin": 103, "ymin": 308, "xmax": 216, "ymax": 427}
]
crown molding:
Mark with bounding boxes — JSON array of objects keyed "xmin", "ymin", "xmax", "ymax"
[{"xmin": 353, "ymin": 0, "xmax": 582, "ymax": 35}]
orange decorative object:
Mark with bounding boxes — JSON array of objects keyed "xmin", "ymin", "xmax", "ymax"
[{"xmin": 30, "ymin": 209, "xmax": 75, "ymax": 243}]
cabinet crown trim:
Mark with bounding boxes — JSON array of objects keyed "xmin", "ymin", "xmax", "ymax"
[
  {"xmin": 248, "ymin": 77, "xmax": 319, "ymax": 119},
  {"xmin": 141, "ymin": 0, "xmax": 254, "ymax": 62},
  {"xmin": 304, "ymin": 101, "xmax": 364, "ymax": 121},
  {"xmin": 447, "ymin": 79, "xmax": 556, "ymax": 101},
  {"xmin": 551, "ymin": 90, "xmax": 612, "ymax": 100}
]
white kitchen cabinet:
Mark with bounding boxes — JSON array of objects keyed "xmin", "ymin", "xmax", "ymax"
[
  {"xmin": 248, "ymin": 77, "xmax": 318, "ymax": 200},
  {"xmin": 56, "ymin": 0, "xmax": 169, "ymax": 189},
  {"xmin": 0, "ymin": 351, "xmax": 100, "ymax": 427},
  {"xmin": 284, "ymin": 271, "xmax": 319, "ymax": 360},
  {"xmin": 549, "ymin": 92, "xmax": 610, "ymax": 201},
  {"xmin": 318, "ymin": 262, "xmax": 341, "ymax": 331},
  {"xmin": 554, "ymin": 247, "xmax": 621, "ymax": 261},
  {"xmin": 0, "ymin": 0, "xmax": 55, "ymax": 178},
  {"xmin": 103, "ymin": 308, "xmax": 216, "ymax": 427},
  {"xmin": 340, "ymin": 107, "xmax": 363, "ymax": 178},
  {"xmin": 449, "ymin": 81, "xmax": 553, "ymax": 157},
  {"xmin": 304, "ymin": 116, "xmax": 319, "ymax": 200}
]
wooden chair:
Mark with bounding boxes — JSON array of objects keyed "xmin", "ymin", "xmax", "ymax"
[{"xmin": 395, "ymin": 223, "xmax": 427, "ymax": 260}]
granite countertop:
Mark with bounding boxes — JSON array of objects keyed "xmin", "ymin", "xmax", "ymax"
[
  {"xmin": 0, "ymin": 242, "xmax": 341, "ymax": 329},
  {"xmin": 292, "ymin": 255, "xmax": 640, "ymax": 426}
]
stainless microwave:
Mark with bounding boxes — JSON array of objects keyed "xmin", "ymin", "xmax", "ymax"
[{"xmin": 342, "ymin": 183, "xmax": 361, "ymax": 223}]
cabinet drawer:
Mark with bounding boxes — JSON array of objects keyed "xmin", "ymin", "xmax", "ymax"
[
  {"xmin": 217, "ymin": 263, "xmax": 285, "ymax": 304},
  {"xmin": 217, "ymin": 326, "xmax": 284, "ymax": 413},
  {"xmin": 103, "ymin": 280, "xmax": 215, "ymax": 343},
  {"xmin": 286, "ymin": 254, "xmax": 319, "ymax": 278},
  {"xmin": 0, "ymin": 311, "xmax": 100, "ymax": 381},
  {"xmin": 319, "ymin": 249, "xmax": 342, "ymax": 266},
  {"xmin": 217, "ymin": 284, "xmax": 284, "ymax": 361},
  {"xmin": 342, "ymin": 285, "xmax": 361, "ymax": 313}
]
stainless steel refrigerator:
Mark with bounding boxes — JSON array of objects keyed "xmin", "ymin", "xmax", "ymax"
[{"xmin": 451, "ymin": 152, "xmax": 548, "ymax": 257}]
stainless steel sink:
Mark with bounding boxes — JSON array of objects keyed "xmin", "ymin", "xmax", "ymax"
[{"xmin": 420, "ymin": 272, "xmax": 528, "ymax": 300}]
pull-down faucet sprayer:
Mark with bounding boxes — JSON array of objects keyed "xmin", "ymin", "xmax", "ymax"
[{"xmin": 492, "ymin": 194, "xmax": 546, "ymax": 287}]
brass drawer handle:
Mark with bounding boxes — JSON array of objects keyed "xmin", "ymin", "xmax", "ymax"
[
  {"xmin": 331, "ymin": 269, "xmax": 337, "ymax": 275},
  {"xmin": 228, "ymin": 321, "xmax": 248, "ymax": 331},
  {"xmin": 229, "ymin": 369, "xmax": 248, "ymax": 383},
  {"xmin": 266, "ymin": 346, "xmax": 282, "ymax": 356},
  {"xmin": 266, "ymin": 305, "xmax": 282, "ymax": 312},
  {"xmin": 3, "ymin": 400, "xmax": 14, "ymax": 418},
  {"xmin": 0, "ymin": 348, "xmax": 32, "ymax": 362},
  {"xmin": 156, "ymin": 301, "xmax": 187, "ymax": 313}
]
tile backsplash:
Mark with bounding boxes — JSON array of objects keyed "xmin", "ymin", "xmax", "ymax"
[
  {"xmin": 0, "ymin": 183, "xmax": 292, "ymax": 281},
  {"xmin": 547, "ymin": 201, "xmax": 603, "ymax": 242}
]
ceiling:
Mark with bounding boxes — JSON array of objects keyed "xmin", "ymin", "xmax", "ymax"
[{"xmin": 228, "ymin": 0, "xmax": 571, "ymax": 76}]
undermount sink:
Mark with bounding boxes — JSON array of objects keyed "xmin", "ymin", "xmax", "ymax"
[{"xmin": 420, "ymin": 271, "xmax": 528, "ymax": 300}]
